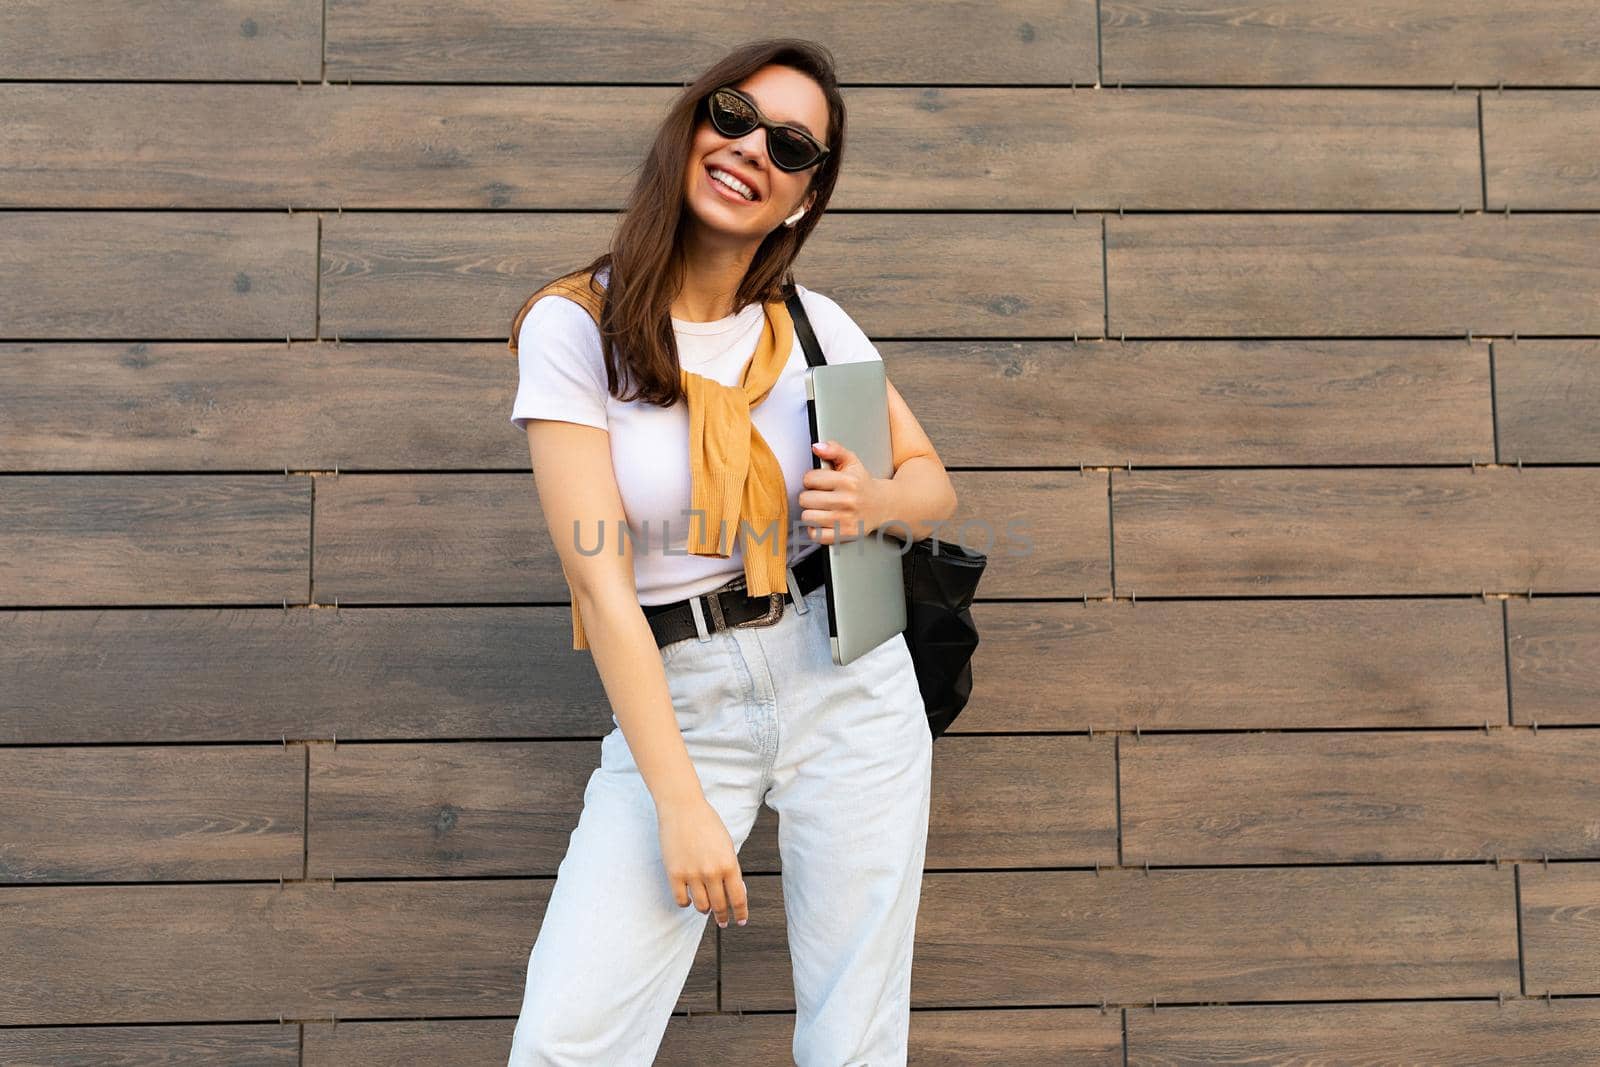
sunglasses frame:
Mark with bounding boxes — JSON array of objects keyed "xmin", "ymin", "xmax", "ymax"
[{"xmin": 703, "ymin": 85, "xmax": 831, "ymax": 173}]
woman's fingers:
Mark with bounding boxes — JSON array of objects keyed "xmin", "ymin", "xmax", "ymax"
[
  {"xmin": 675, "ymin": 870, "xmax": 750, "ymax": 928},
  {"xmin": 705, "ymin": 879, "xmax": 731, "ymax": 928}
]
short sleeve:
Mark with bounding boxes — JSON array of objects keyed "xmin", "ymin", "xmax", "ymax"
[
  {"xmin": 509, "ymin": 295, "xmax": 610, "ymax": 432},
  {"xmin": 794, "ymin": 285, "xmax": 884, "ymax": 366}
]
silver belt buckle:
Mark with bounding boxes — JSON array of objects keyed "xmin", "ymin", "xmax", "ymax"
[
  {"xmin": 715, "ymin": 573, "xmax": 786, "ymax": 630},
  {"xmin": 737, "ymin": 591, "xmax": 785, "ymax": 628}
]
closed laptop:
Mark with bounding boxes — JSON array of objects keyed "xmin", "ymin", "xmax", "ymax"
[{"xmin": 804, "ymin": 360, "xmax": 907, "ymax": 666}]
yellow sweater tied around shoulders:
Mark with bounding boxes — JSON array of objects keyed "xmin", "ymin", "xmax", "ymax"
[{"xmin": 509, "ymin": 270, "xmax": 797, "ymax": 651}]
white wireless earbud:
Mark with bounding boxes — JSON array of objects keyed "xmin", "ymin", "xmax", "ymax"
[{"xmin": 784, "ymin": 207, "xmax": 806, "ymax": 227}]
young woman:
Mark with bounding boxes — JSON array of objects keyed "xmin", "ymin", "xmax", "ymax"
[{"xmin": 505, "ymin": 38, "xmax": 957, "ymax": 1067}]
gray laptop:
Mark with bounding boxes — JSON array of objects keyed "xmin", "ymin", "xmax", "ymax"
[{"xmin": 804, "ymin": 360, "xmax": 907, "ymax": 666}]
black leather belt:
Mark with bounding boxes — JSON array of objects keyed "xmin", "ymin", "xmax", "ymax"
[{"xmin": 642, "ymin": 545, "xmax": 828, "ymax": 648}]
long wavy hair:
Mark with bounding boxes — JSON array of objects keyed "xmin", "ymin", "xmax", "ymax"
[{"xmin": 517, "ymin": 38, "xmax": 846, "ymax": 408}]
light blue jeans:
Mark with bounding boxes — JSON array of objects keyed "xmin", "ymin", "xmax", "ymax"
[{"xmin": 507, "ymin": 576, "xmax": 934, "ymax": 1066}]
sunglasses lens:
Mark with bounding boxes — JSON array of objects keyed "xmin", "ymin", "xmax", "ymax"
[
  {"xmin": 769, "ymin": 128, "xmax": 818, "ymax": 170},
  {"xmin": 706, "ymin": 88, "xmax": 822, "ymax": 171},
  {"xmin": 709, "ymin": 90, "xmax": 756, "ymax": 137}
]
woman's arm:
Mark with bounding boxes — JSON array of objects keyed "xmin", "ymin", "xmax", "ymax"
[
  {"xmin": 524, "ymin": 419, "xmax": 705, "ymax": 809},
  {"xmin": 525, "ymin": 418, "xmax": 750, "ymax": 927}
]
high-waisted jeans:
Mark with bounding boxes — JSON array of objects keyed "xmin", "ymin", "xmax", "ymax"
[{"xmin": 507, "ymin": 576, "xmax": 934, "ymax": 1066}]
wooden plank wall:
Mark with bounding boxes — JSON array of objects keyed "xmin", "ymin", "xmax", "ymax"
[{"xmin": 4, "ymin": 1, "xmax": 1600, "ymax": 1062}]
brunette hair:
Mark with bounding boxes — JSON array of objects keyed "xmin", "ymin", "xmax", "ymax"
[{"xmin": 515, "ymin": 38, "xmax": 846, "ymax": 408}]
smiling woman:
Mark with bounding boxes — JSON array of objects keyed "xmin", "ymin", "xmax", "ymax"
[{"xmin": 505, "ymin": 36, "xmax": 954, "ymax": 1067}]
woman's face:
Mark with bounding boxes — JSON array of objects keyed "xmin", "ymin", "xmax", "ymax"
[{"xmin": 682, "ymin": 65, "xmax": 830, "ymax": 244}]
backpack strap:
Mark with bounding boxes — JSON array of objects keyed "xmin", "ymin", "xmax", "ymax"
[{"xmin": 784, "ymin": 288, "xmax": 828, "ymax": 368}]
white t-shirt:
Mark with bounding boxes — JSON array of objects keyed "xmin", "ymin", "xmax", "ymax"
[{"xmin": 510, "ymin": 267, "xmax": 884, "ymax": 606}]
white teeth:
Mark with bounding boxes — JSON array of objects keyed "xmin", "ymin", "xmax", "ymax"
[{"xmin": 710, "ymin": 166, "xmax": 756, "ymax": 201}]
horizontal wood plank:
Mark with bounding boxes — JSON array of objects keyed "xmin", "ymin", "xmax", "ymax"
[
  {"xmin": 1113, "ymin": 468, "xmax": 1600, "ymax": 595},
  {"xmin": 1127, "ymin": 998, "xmax": 1600, "ymax": 1062},
  {"xmin": 323, "ymin": 212, "xmax": 1102, "ymax": 339},
  {"xmin": 1107, "ymin": 215, "xmax": 1600, "ymax": 336},
  {"xmin": 323, "ymin": 0, "xmax": 1098, "ymax": 83},
  {"xmin": 0, "ymin": 340, "xmax": 523, "ymax": 472},
  {"xmin": 1519, "ymin": 862, "xmax": 1600, "ymax": 995},
  {"xmin": 964, "ymin": 597, "xmax": 1504, "ymax": 732},
  {"xmin": 2, "ymin": 337, "xmax": 1497, "ymax": 473},
  {"xmin": 307, "ymin": 741, "xmax": 601, "ymax": 877},
  {"xmin": 0, "ymin": 213, "xmax": 318, "ymax": 339},
  {"xmin": 1509, "ymin": 598, "xmax": 1600, "ymax": 726},
  {"xmin": 1493, "ymin": 341, "xmax": 1600, "ymax": 464},
  {"xmin": 0, "ymin": 1024, "xmax": 298, "ymax": 1065},
  {"xmin": 0, "ymin": 746, "xmax": 304, "ymax": 882},
  {"xmin": 892, "ymin": 338, "xmax": 1493, "ymax": 469},
  {"xmin": 0, "ymin": 0, "xmax": 321, "ymax": 80},
  {"xmin": 0, "ymin": 85, "xmax": 1478, "ymax": 210},
  {"xmin": 722, "ymin": 865, "xmax": 1518, "ymax": 1008},
  {"xmin": 1484, "ymin": 92, "xmax": 1600, "ymax": 208},
  {"xmin": 1102, "ymin": 0, "xmax": 1600, "ymax": 85},
  {"xmin": 0, "ymin": 606, "xmax": 607, "ymax": 744},
  {"xmin": 0, "ymin": 880, "xmax": 715, "ymax": 1025},
  {"xmin": 1120, "ymin": 731, "xmax": 1600, "ymax": 864},
  {"xmin": 0, "ymin": 475, "xmax": 311, "ymax": 606}
]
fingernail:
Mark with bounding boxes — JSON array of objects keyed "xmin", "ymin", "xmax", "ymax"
[
  {"xmin": 718, "ymin": 920, "xmax": 726, "ymax": 928},
  {"xmin": 737, "ymin": 918, "xmax": 747, "ymax": 926}
]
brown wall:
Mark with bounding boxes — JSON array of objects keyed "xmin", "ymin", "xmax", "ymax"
[{"xmin": 4, "ymin": 1, "xmax": 1600, "ymax": 1062}]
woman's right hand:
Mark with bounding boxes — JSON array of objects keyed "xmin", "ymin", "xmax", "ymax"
[{"xmin": 656, "ymin": 797, "xmax": 749, "ymax": 928}]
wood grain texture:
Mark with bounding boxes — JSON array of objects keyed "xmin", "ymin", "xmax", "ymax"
[
  {"xmin": 321, "ymin": 212, "xmax": 1102, "ymax": 338},
  {"xmin": 312, "ymin": 473, "xmax": 569, "ymax": 602},
  {"xmin": 0, "ymin": 746, "xmax": 304, "ymax": 882},
  {"xmin": 0, "ymin": 339, "xmax": 526, "ymax": 472},
  {"xmin": 0, "ymin": 0, "xmax": 321, "ymax": 80},
  {"xmin": 1126, "ymin": 999, "xmax": 1600, "ymax": 1064},
  {"xmin": 722, "ymin": 865, "xmax": 1518, "ymax": 1009},
  {"xmin": 307, "ymin": 741, "xmax": 603, "ymax": 877},
  {"xmin": 0, "ymin": 880, "xmax": 716, "ymax": 1025},
  {"xmin": 323, "ymin": 0, "xmax": 1098, "ymax": 83},
  {"xmin": 1520, "ymin": 862, "xmax": 1600, "ymax": 995},
  {"xmin": 1113, "ymin": 468, "xmax": 1600, "ymax": 595},
  {"xmin": 0, "ymin": 1024, "xmax": 299, "ymax": 1065},
  {"xmin": 942, "ymin": 470, "xmax": 1111, "ymax": 599},
  {"xmin": 963, "ymin": 597, "xmax": 1506, "ymax": 732},
  {"xmin": 1107, "ymin": 214, "xmax": 1600, "ymax": 336},
  {"xmin": 1484, "ymin": 92, "xmax": 1600, "ymax": 209},
  {"xmin": 1493, "ymin": 341, "xmax": 1600, "ymax": 464},
  {"xmin": 0, "ymin": 85, "xmax": 1478, "ymax": 210},
  {"xmin": 889, "ymin": 338, "xmax": 1494, "ymax": 468},
  {"xmin": 1101, "ymin": 0, "xmax": 1600, "ymax": 85},
  {"xmin": 0, "ymin": 475, "xmax": 311, "ymax": 605},
  {"xmin": 0, "ymin": 213, "xmax": 318, "ymax": 339},
  {"xmin": 3, "ymin": 336, "xmax": 1496, "ymax": 474},
  {"xmin": 0, "ymin": 606, "xmax": 608, "ymax": 744},
  {"xmin": 1120, "ymin": 731, "xmax": 1600, "ymax": 864},
  {"xmin": 1509, "ymin": 598, "xmax": 1600, "ymax": 726}
]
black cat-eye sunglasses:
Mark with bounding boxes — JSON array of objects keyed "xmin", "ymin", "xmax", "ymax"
[{"xmin": 701, "ymin": 85, "xmax": 831, "ymax": 172}]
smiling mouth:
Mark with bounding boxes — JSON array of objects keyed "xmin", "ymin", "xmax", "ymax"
[{"xmin": 705, "ymin": 164, "xmax": 759, "ymax": 203}]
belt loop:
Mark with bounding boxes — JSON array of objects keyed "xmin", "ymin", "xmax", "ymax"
[
  {"xmin": 688, "ymin": 594, "xmax": 713, "ymax": 641},
  {"xmin": 786, "ymin": 564, "xmax": 808, "ymax": 615}
]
